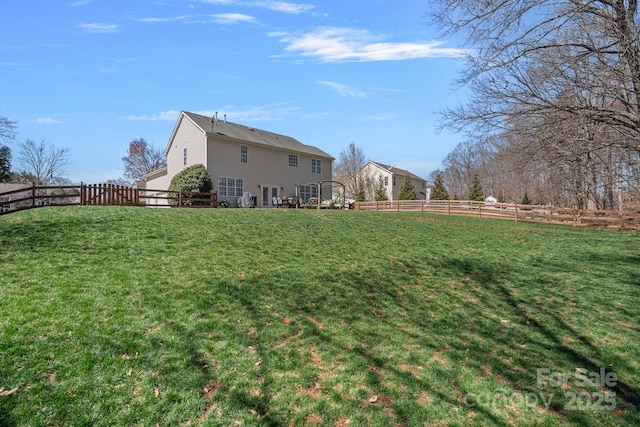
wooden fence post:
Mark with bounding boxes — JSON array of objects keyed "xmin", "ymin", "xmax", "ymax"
[
  {"xmin": 515, "ymin": 204, "xmax": 518, "ymax": 222},
  {"xmin": 447, "ymin": 200, "xmax": 451, "ymax": 216},
  {"xmin": 478, "ymin": 202, "xmax": 482, "ymax": 218},
  {"xmin": 179, "ymin": 190, "xmax": 183, "ymax": 207},
  {"xmin": 31, "ymin": 183, "xmax": 36, "ymax": 208}
]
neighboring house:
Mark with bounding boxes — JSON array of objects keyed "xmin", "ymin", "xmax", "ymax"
[
  {"xmin": 358, "ymin": 161, "xmax": 429, "ymax": 201},
  {"xmin": 143, "ymin": 111, "xmax": 334, "ymax": 207},
  {"xmin": 0, "ymin": 183, "xmax": 33, "ymax": 213}
]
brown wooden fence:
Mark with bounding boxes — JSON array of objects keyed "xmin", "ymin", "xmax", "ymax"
[
  {"xmin": 356, "ymin": 200, "xmax": 640, "ymax": 229},
  {"xmin": 0, "ymin": 183, "xmax": 217, "ymax": 215}
]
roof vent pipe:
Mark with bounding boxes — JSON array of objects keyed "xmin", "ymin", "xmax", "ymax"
[{"xmin": 224, "ymin": 114, "xmax": 227, "ymax": 123}]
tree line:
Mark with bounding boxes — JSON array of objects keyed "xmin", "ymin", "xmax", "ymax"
[
  {"xmin": 428, "ymin": 0, "xmax": 640, "ymax": 210},
  {"xmin": 1, "ymin": 113, "xmax": 165, "ymax": 187},
  {"xmin": 0, "ymin": 116, "xmax": 71, "ymax": 185}
]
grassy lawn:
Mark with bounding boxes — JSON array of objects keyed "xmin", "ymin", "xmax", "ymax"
[{"xmin": 0, "ymin": 207, "xmax": 638, "ymax": 426}]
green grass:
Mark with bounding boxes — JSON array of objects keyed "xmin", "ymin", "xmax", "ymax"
[{"xmin": 0, "ymin": 207, "xmax": 638, "ymax": 426}]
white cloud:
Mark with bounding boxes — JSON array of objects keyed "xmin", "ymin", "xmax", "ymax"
[
  {"xmin": 35, "ymin": 117, "xmax": 63, "ymax": 125},
  {"xmin": 69, "ymin": 0, "xmax": 93, "ymax": 6},
  {"xmin": 78, "ymin": 23, "xmax": 120, "ymax": 33},
  {"xmin": 137, "ymin": 14, "xmax": 256, "ymax": 25},
  {"xmin": 210, "ymin": 13, "xmax": 257, "ymax": 24},
  {"xmin": 137, "ymin": 16, "xmax": 191, "ymax": 23},
  {"xmin": 123, "ymin": 110, "xmax": 181, "ymax": 121},
  {"xmin": 316, "ymin": 81, "xmax": 367, "ymax": 98},
  {"xmin": 124, "ymin": 103, "xmax": 308, "ymax": 124},
  {"xmin": 251, "ymin": 1, "xmax": 314, "ymax": 14},
  {"xmin": 199, "ymin": 0, "xmax": 314, "ymax": 14},
  {"xmin": 200, "ymin": 103, "xmax": 302, "ymax": 122},
  {"xmin": 272, "ymin": 27, "xmax": 467, "ymax": 63}
]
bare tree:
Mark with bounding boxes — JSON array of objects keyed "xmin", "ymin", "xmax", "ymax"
[
  {"xmin": 431, "ymin": 0, "xmax": 640, "ymax": 142},
  {"xmin": 333, "ymin": 142, "xmax": 367, "ymax": 200},
  {"xmin": 18, "ymin": 139, "xmax": 70, "ymax": 185},
  {"xmin": 0, "ymin": 115, "xmax": 16, "ymax": 144},
  {"xmin": 430, "ymin": 0, "xmax": 640, "ymax": 209},
  {"xmin": 122, "ymin": 138, "xmax": 166, "ymax": 182}
]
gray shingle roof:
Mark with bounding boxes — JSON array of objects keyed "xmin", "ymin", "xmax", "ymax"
[
  {"xmin": 369, "ymin": 161, "xmax": 425, "ymax": 181},
  {"xmin": 183, "ymin": 111, "xmax": 334, "ymax": 160}
]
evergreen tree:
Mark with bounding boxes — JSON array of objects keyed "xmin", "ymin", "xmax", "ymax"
[
  {"xmin": 430, "ymin": 173, "xmax": 449, "ymax": 200},
  {"xmin": 0, "ymin": 145, "xmax": 10, "ymax": 183},
  {"xmin": 374, "ymin": 174, "xmax": 388, "ymax": 201},
  {"xmin": 468, "ymin": 173, "xmax": 484, "ymax": 201},
  {"xmin": 398, "ymin": 176, "xmax": 417, "ymax": 200},
  {"xmin": 355, "ymin": 179, "xmax": 366, "ymax": 202},
  {"xmin": 521, "ymin": 192, "xmax": 532, "ymax": 205}
]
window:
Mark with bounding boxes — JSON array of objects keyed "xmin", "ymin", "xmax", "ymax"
[
  {"xmin": 289, "ymin": 154, "xmax": 298, "ymax": 167},
  {"xmin": 384, "ymin": 176, "xmax": 388, "ymax": 186},
  {"xmin": 298, "ymin": 185, "xmax": 318, "ymax": 202},
  {"xmin": 183, "ymin": 147, "xmax": 187, "ymax": 166},
  {"xmin": 240, "ymin": 145, "xmax": 248, "ymax": 163},
  {"xmin": 218, "ymin": 177, "xmax": 244, "ymax": 197},
  {"xmin": 312, "ymin": 158, "xmax": 321, "ymax": 174}
]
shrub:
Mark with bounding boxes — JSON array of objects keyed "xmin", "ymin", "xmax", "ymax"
[{"xmin": 168, "ymin": 164, "xmax": 213, "ymax": 206}]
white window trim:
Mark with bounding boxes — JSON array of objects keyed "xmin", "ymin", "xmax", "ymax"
[
  {"xmin": 240, "ymin": 145, "xmax": 248, "ymax": 164},
  {"xmin": 218, "ymin": 176, "xmax": 244, "ymax": 197}
]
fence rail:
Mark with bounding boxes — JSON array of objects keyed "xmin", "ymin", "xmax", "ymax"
[
  {"xmin": 0, "ymin": 183, "xmax": 217, "ymax": 215},
  {"xmin": 355, "ymin": 200, "xmax": 640, "ymax": 229}
]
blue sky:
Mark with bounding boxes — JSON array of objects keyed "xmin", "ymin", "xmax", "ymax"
[{"xmin": 1, "ymin": 0, "xmax": 468, "ymax": 183}]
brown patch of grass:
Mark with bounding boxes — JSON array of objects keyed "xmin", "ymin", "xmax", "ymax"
[
  {"xmin": 310, "ymin": 345, "xmax": 323, "ymax": 368},
  {"xmin": 307, "ymin": 316, "xmax": 323, "ymax": 329},
  {"xmin": 430, "ymin": 353, "xmax": 447, "ymax": 365},
  {"xmin": 202, "ymin": 381, "xmax": 219, "ymax": 400},
  {"xmin": 304, "ymin": 413, "xmax": 322, "ymax": 425},
  {"xmin": 417, "ymin": 390, "xmax": 432, "ymax": 405},
  {"xmin": 273, "ymin": 330, "xmax": 302, "ymax": 349},
  {"xmin": 296, "ymin": 382, "xmax": 323, "ymax": 399},
  {"xmin": 410, "ymin": 216, "xmax": 443, "ymax": 224},
  {"xmin": 399, "ymin": 363, "xmax": 420, "ymax": 378},
  {"xmin": 193, "ymin": 382, "xmax": 221, "ymax": 425}
]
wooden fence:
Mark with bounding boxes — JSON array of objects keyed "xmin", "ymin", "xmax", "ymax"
[
  {"xmin": 356, "ymin": 200, "xmax": 640, "ymax": 229},
  {"xmin": 0, "ymin": 183, "xmax": 217, "ymax": 215}
]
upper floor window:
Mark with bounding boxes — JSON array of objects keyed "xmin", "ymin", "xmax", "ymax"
[
  {"xmin": 289, "ymin": 154, "xmax": 298, "ymax": 167},
  {"xmin": 183, "ymin": 147, "xmax": 187, "ymax": 166},
  {"xmin": 240, "ymin": 145, "xmax": 248, "ymax": 163},
  {"xmin": 312, "ymin": 158, "xmax": 321, "ymax": 174},
  {"xmin": 384, "ymin": 176, "xmax": 389, "ymax": 186}
]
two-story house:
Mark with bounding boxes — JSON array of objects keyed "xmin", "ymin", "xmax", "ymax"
[
  {"xmin": 359, "ymin": 161, "xmax": 429, "ymax": 201},
  {"xmin": 144, "ymin": 111, "xmax": 334, "ymax": 207}
]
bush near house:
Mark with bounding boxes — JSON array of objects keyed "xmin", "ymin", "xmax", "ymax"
[{"xmin": 167, "ymin": 164, "xmax": 213, "ymax": 206}]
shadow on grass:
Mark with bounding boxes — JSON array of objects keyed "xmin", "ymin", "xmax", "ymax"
[{"xmin": 436, "ymin": 255, "xmax": 640, "ymax": 418}]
